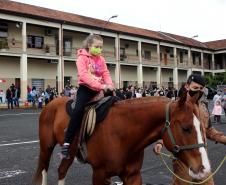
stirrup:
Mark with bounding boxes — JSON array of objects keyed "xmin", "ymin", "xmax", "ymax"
[{"xmin": 60, "ymin": 144, "xmax": 70, "ymax": 159}]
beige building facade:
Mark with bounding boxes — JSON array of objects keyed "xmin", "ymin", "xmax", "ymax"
[{"xmin": 0, "ymin": 0, "xmax": 226, "ymax": 101}]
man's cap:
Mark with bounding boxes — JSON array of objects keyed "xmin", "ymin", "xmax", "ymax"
[{"xmin": 187, "ymin": 74, "xmax": 205, "ymax": 86}]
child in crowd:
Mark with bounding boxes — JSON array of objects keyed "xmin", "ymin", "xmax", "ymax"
[
  {"xmin": 212, "ymin": 99, "xmax": 222, "ymax": 123},
  {"xmin": 38, "ymin": 95, "xmax": 43, "ymax": 109}
]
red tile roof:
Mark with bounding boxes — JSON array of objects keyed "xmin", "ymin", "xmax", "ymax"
[
  {"xmin": 160, "ymin": 32, "xmax": 209, "ymax": 49},
  {"xmin": 205, "ymin": 39, "xmax": 226, "ymax": 50},
  {"xmin": 0, "ymin": 0, "xmax": 224, "ymax": 50}
]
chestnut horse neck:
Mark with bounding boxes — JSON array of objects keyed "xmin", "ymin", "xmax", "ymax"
[{"xmin": 114, "ymin": 96, "xmax": 171, "ymax": 149}]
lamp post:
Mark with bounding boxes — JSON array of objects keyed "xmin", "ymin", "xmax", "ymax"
[
  {"xmin": 100, "ymin": 15, "xmax": 118, "ymax": 34},
  {"xmin": 107, "ymin": 15, "xmax": 118, "ymax": 22},
  {"xmin": 191, "ymin": 35, "xmax": 198, "ymax": 39}
]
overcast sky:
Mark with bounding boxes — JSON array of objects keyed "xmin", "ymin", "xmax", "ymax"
[{"xmin": 13, "ymin": 0, "xmax": 226, "ymax": 42}]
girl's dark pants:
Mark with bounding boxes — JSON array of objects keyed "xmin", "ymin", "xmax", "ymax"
[{"xmin": 64, "ymin": 85, "xmax": 98, "ymax": 144}]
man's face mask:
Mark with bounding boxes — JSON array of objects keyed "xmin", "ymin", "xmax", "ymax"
[
  {"xmin": 188, "ymin": 87, "xmax": 204, "ymax": 100},
  {"xmin": 90, "ymin": 47, "xmax": 102, "ymax": 56}
]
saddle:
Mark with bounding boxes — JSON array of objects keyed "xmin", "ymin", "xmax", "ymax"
[{"xmin": 66, "ymin": 96, "xmax": 119, "ymax": 163}]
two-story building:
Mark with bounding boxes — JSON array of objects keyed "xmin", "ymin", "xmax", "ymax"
[{"xmin": 0, "ymin": 0, "xmax": 226, "ymax": 101}]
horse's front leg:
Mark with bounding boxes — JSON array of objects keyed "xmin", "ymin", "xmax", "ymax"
[
  {"xmin": 121, "ymin": 171, "xmax": 142, "ymax": 185},
  {"xmin": 120, "ymin": 151, "xmax": 144, "ymax": 185},
  {"xmin": 57, "ymin": 137, "xmax": 78, "ymax": 185},
  {"xmin": 92, "ymin": 168, "xmax": 110, "ymax": 185},
  {"xmin": 57, "ymin": 157, "xmax": 75, "ymax": 185}
]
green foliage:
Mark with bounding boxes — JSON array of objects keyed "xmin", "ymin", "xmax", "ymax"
[{"xmin": 204, "ymin": 72, "xmax": 226, "ymax": 88}]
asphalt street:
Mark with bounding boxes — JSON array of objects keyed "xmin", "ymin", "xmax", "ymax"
[{"xmin": 0, "ymin": 105, "xmax": 225, "ymax": 185}]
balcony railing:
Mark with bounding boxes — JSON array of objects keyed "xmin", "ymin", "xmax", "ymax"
[
  {"xmin": 161, "ymin": 58, "xmax": 175, "ymax": 67},
  {"xmin": 203, "ymin": 61, "xmax": 212, "ymax": 70},
  {"xmin": 192, "ymin": 64, "xmax": 202, "ymax": 69},
  {"xmin": 178, "ymin": 58, "xmax": 189, "ymax": 68},
  {"xmin": 142, "ymin": 55, "xmax": 159, "ymax": 66},
  {"xmin": 120, "ymin": 54, "xmax": 139, "ymax": 64},
  {"xmin": 102, "ymin": 50, "xmax": 116, "ymax": 62},
  {"xmin": 0, "ymin": 38, "xmax": 22, "ymax": 54}
]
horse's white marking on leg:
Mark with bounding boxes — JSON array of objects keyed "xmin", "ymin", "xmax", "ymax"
[
  {"xmin": 189, "ymin": 115, "xmax": 211, "ymax": 180},
  {"xmin": 58, "ymin": 178, "xmax": 65, "ymax": 185},
  {"xmin": 41, "ymin": 170, "xmax": 47, "ymax": 185}
]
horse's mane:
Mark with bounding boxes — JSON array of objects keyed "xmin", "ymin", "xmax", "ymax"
[{"xmin": 115, "ymin": 96, "xmax": 170, "ymax": 105}]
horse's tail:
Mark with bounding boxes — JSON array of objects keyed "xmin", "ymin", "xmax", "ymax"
[{"xmin": 33, "ymin": 103, "xmax": 57, "ymax": 185}]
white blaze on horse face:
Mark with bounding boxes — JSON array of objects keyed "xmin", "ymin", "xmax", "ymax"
[
  {"xmin": 188, "ymin": 115, "xmax": 211, "ymax": 180},
  {"xmin": 58, "ymin": 178, "xmax": 65, "ymax": 185},
  {"xmin": 41, "ymin": 170, "xmax": 47, "ymax": 185}
]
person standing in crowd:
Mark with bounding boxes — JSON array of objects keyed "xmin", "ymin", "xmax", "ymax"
[
  {"xmin": 61, "ymin": 34, "xmax": 114, "ymax": 159},
  {"xmin": 30, "ymin": 86, "xmax": 37, "ymax": 107},
  {"xmin": 6, "ymin": 87, "xmax": 13, "ymax": 109},
  {"xmin": 212, "ymin": 99, "xmax": 223, "ymax": 123},
  {"xmin": 0, "ymin": 89, "xmax": 4, "ymax": 103},
  {"xmin": 14, "ymin": 86, "xmax": 20, "ymax": 107},
  {"xmin": 44, "ymin": 90, "xmax": 50, "ymax": 105},
  {"xmin": 213, "ymin": 90, "xmax": 222, "ymax": 105},
  {"xmin": 70, "ymin": 86, "xmax": 77, "ymax": 100},
  {"xmin": 38, "ymin": 95, "xmax": 43, "ymax": 109},
  {"xmin": 63, "ymin": 85, "xmax": 71, "ymax": 97},
  {"xmin": 223, "ymin": 89, "xmax": 226, "ymax": 117},
  {"xmin": 45, "ymin": 85, "xmax": 51, "ymax": 95}
]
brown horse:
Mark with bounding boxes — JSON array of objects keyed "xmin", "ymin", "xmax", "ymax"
[{"xmin": 33, "ymin": 93, "xmax": 211, "ymax": 185}]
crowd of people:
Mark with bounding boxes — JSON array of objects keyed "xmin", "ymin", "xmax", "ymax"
[
  {"xmin": 212, "ymin": 89, "xmax": 226, "ymax": 123},
  {"xmin": 1, "ymin": 83, "xmax": 226, "ymax": 121},
  {"xmin": 0, "ymin": 84, "xmax": 21, "ymax": 109}
]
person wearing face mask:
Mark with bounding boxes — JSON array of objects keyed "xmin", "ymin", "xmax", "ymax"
[
  {"xmin": 61, "ymin": 34, "xmax": 114, "ymax": 159},
  {"xmin": 153, "ymin": 74, "xmax": 226, "ymax": 185}
]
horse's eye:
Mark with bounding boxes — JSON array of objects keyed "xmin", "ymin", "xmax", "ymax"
[{"xmin": 182, "ymin": 127, "xmax": 192, "ymax": 133}]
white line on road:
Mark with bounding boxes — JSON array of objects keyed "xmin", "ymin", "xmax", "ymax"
[
  {"xmin": 0, "ymin": 170, "xmax": 26, "ymax": 179},
  {"xmin": 0, "ymin": 140, "xmax": 39, "ymax": 147},
  {"xmin": 0, "ymin": 112, "xmax": 40, "ymax": 117}
]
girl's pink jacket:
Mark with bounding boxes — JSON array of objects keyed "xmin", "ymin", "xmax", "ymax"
[
  {"xmin": 76, "ymin": 49, "xmax": 113, "ymax": 91},
  {"xmin": 212, "ymin": 105, "xmax": 222, "ymax": 116}
]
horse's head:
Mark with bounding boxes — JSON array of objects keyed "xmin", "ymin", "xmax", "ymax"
[{"xmin": 162, "ymin": 91, "xmax": 211, "ymax": 181}]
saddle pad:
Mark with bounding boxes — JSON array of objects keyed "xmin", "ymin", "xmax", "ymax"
[{"xmin": 66, "ymin": 96, "xmax": 119, "ymax": 124}]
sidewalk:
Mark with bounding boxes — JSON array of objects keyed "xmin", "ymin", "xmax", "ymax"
[{"xmin": 0, "ymin": 102, "xmax": 33, "ymax": 109}]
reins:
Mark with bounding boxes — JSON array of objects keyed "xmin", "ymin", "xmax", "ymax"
[{"xmin": 159, "ymin": 151, "xmax": 226, "ymax": 184}]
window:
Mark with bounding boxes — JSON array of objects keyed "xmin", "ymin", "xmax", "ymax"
[
  {"xmin": 144, "ymin": 50, "xmax": 151, "ymax": 60},
  {"xmin": 192, "ymin": 53, "xmax": 196, "ymax": 65},
  {"xmin": 180, "ymin": 51, "xmax": 183, "ymax": 63},
  {"xmin": 198, "ymin": 55, "xmax": 201, "ymax": 65},
  {"xmin": 0, "ymin": 23, "xmax": 8, "ymax": 38},
  {"xmin": 63, "ymin": 38, "xmax": 72, "ymax": 56},
  {"xmin": 27, "ymin": 35, "xmax": 44, "ymax": 49},
  {"xmin": 64, "ymin": 76, "xmax": 71, "ymax": 86},
  {"xmin": 120, "ymin": 48, "xmax": 126, "ymax": 61}
]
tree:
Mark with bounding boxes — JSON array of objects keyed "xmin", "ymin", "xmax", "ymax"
[{"xmin": 204, "ymin": 72, "xmax": 226, "ymax": 88}]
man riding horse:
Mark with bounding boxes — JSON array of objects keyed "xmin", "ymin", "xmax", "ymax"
[{"xmin": 154, "ymin": 74, "xmax": 226, "ymax": 185}]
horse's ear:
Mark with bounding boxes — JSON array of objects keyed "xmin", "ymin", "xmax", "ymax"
[{"xmin": 178, "ymin": 91, "xmax": 187, "ymax": 107}]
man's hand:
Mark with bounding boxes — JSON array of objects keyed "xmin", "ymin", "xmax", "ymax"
[{"xmin": 153, "ymin": 143, "xmax": 163, "ymax": 155}]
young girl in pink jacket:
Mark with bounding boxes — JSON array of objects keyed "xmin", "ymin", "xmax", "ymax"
[
  {"xmin": 212, "ymin": 100, "xmax": 222, "ymax": 123},
  {"xmin": 62, "ymin": 34, "xmax": 114, "ymax": 159}
]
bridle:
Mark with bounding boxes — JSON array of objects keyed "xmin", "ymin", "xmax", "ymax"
[{"xmin": 161, "ymin": 102, "xmax": 206, "ymax": 155}]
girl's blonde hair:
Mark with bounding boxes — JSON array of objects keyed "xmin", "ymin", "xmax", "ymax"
[{"xmin": 82, "ymin": 34, "xmax": 103, "ymax": 49}]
